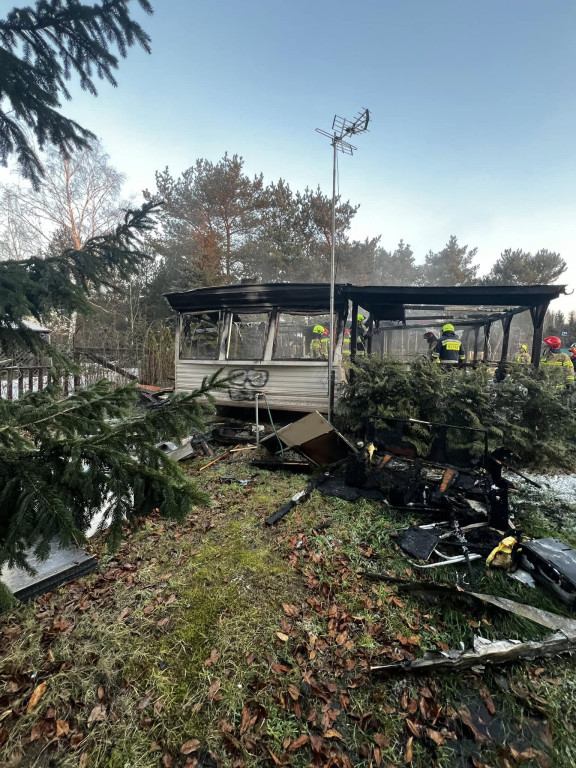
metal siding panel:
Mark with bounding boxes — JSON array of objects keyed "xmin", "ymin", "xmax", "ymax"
[{"xmin": 175, "ymin": 360, "xmax": 343, "ymax": 412}]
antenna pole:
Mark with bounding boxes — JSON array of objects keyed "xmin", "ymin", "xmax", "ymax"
[
  {"xmin": 316, "ymin": 108, "xmax": 370, "ymax": 424},
  {"xmin": 328, "ymin": 135, "xmax": 337, "ymax": 423}
]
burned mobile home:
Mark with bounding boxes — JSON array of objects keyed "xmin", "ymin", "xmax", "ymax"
[{"xmin": 164, "ymin": 282, "xmax": 566, "ymax": 412}]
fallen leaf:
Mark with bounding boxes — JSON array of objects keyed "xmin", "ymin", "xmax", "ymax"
[
  {"xmin": 87, "ymin": 704, "xmax": 107, "ymax": 727},
  {"xmin": 162, "ymin": 754, "xmax": 173, "ymax": 767},
  {"xmin": 26, "ymin": 682, "xmax": 47, "ymax": 713},
  {"xmin": 288, "ymin": 684, "xmax": 300, "ymax": 701},
  {"xmin": 471, "ymin": 758, "xmax": 493, "ymax": 768},
  {"xmin": 117, "ymin": 608, "xmax": 131, "ymax": 621},
  {"xmin": 479, "ymin": 686, "xmax": 496, "ymax": 716},
  {"xmin": 288, "ymin": 734, "xmax": 309, "ymax": 751},
  {"xmin": 157, "ymin": 617, "xmax": 170, "ymax": 628},
  {"xmin": 0, "ymin": 710, "xmax": 13, "ymax": 723},
  {"xmin": 373, "ymin": 733, "xmax": 388, "ymax": 748},
  {"xmin": 143, "ymin": 605, "xmax": 155, "ymax": 615},
  {"xmin": 56, "ymin": 720, "xmax": 69, "ymax": 738},
  {"xmin": 204, "ymin": 649, "xmax": 219, "ymax": 667},
  {"xmin": 324, "ymin": 728, "xmax": 342, "ymax": 739},
  {"xmin": 165, "ymin": 594, "xmax": 177, "ymax": 605},
  {"xmin": 276, "ymin": 632, "xmax": 289, "ymax": 642},
  {"xmin": 70, "ymin": 733, "xmax": 84, "ymax": 749},
  {"xmin": 405, "ymin": 736, "xmax": 413, "ymax": 763},
  {"xmin": 97, "ymin": 686, "xmax": 105, "ymax": 700},
  {"xmin": 405, "ymin": 719, "xmax": 423, "ymax": 739},
  {"xmin": 282, "ymin": 603, "xmax": 299, "ymax": 617},
  {"xmin": 425, "ymin": 728, "xmax": 445, "ymax": 746},
  {"xmin": 246, "ymin": 653, "xmax": 255, "ymax": 665},
  {"xmin": 79, "ymin": 754, "xmax": 88, "ymax": 768},
  {"xmin": 207, "ymin": 679, "xmax": 221, "ymax": 700},
  {"xmin": 180, "ymin": 739, "xmax": 200, "ymax": 755}
]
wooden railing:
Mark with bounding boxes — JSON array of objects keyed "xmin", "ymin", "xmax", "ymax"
[{"xmin": 0, "ymin": 365, "xmax": 81, "ymax": 400}]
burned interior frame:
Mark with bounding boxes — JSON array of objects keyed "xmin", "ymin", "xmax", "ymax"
[{"xmin": 168, "ymin": 282, "xmax": 567, "ymax": 369}]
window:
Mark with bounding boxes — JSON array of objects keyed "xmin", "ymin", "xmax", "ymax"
[
  {"xmin": 273, "ymin": 313, "xmax": 331, "ymax": 360},
  {"xmin": 227, "ymin": 313, "xmax": 269, "ymax": 360},
  {"xmin": 179, "ymin": 312, "xmax": 223, "ymax": 360}
]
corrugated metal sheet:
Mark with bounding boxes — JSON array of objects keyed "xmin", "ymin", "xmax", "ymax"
[{"xmin": 176, "ymin": 360, "xmax": 343, "ymax": 412}]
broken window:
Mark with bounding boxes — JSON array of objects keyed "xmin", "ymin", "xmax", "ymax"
[
  {"xmin": 227, "ymin": 313, "xmax": 269, "ymax": 360},
  {"xmin": 273, "ymin": 313, "xmax": 331, "ymax": 360},
  {"xmin": 179, "ymin": 312, "xmax": 223, "ymax": 360}
]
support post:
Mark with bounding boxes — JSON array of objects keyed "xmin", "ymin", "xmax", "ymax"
[
  {"xmin": 367, "ymin": 316, "xmax": 374, "ymax": 355},
  {"xmin": 350, "ymin": 302, "xmax": 358, "ymax": 361},
  {"xmin": 500, "ymin": 314, "xmax": 513, "ymax": 363},
  {"xmin": 473, "ymin": 327, "xmax": 480, "ymax": 362},
  {"xmin": 483, "ymin": 323, "xmax": 491, "ymax": 362},
  {"xmin": 530, "ymin": 302, "xmax": 549, "ymax": 367}
]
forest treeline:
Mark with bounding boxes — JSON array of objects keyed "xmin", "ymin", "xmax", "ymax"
[{"xmin": 0, "ymin": 146, "xmax": 570, "ymax": 350}]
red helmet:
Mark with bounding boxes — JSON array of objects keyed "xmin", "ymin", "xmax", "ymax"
[
  {"xmin": 324, "ymin": 328, "xmax": 330, "ymax": 335},
  {"xmin": 344, "ymin": 328, "xmax": 350, "ymax": 336},
  {"xmin": 543, "ymin": 336, "xmax": 561, "ymax": 350}
]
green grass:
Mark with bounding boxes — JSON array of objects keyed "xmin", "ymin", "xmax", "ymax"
[{"xmin": 1, "ymin": 457, "xmax": 576, "ymax": 767}]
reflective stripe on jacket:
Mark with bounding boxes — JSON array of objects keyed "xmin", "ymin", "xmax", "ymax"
[
  {"xmin": 432, "ymin": 332, "xmax": 466, "ymax": 364},
  {"xmin": 342, "ymin": 336, "xmax": 351, "ymax": 355},
  {"xmin": 310, "ymin": 338, "xmax": 322, "ymax": 358},
  {"xmin": 541, "ymin": 351, "xmax": 574, "ymax": 384},
  {"xmin": 320, "ymin": 336, "xmax": 329, "ymax": 357},
  {"xmin": 515, "ymin": 352, "xmax": 531, "ymax": 363}
]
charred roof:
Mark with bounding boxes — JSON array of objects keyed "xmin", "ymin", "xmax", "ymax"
[{"xmin": 164, "ymin": 282, "xmax": 566, "ymax": 322}]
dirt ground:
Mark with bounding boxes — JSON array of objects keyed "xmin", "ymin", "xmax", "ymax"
[{"xmin": 1, "ymin": 456, "xmax": 576, "ymax": 768}]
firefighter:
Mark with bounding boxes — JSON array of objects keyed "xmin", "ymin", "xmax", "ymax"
[
  {"xmin": 321, "ymin": 327, "xmax": 330, "ymax": 358},
  {"xmin": 423, "ymin": 331, "xmax": 438, "ymax": 359},
  {"xmin": 516, "ymin": 344, "xmax": 531, "ymax": 364},
  {"xmin": 342, "ymin": 328, "xmax": 351, "ymax": 356},
  {"xmin": 310, "ymin": 325, "xmax": 325, "ymax": 358},
  {"xmin": 541, "ymin": 336, "xmax": 574, "ymax": 386},
  {"xmin": 357, "ymin": 314, "xmax": 366, "ymax": 355},
  {"xmin": 431, "ymin": 323, "xmax": 466, "ymax": 366},
  {"xmin": 569, "ymin": 343, "xmax": 576, "ymax": 368}
]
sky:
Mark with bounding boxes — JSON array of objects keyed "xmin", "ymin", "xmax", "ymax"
[{"xmin": 4, "ymin": 0, "xmax": 576, "ymax": 302}]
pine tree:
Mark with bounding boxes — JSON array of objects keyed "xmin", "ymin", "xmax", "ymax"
[
  {"xmin": 0, "ymin": 0, "xmax": 152, "ymax": 187},
  {"xmin": 424, "ymin": 235, "xmax": 479, "ymax": 286},
  {"xmin": 0, "ymin": 1, "xmax": 228, "ymax": 575}
]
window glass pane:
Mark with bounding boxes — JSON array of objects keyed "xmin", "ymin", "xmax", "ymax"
[
  {"xmin": 179, "ymin": 312, "xmax": 223, "ymax": 360},
  {"xmin": 227, "ymin": 313, "xmax": 269, "ymax": 360},
  {"xmin": 273, "ymin": 313, "xmax": 331, "ymax": 360}
]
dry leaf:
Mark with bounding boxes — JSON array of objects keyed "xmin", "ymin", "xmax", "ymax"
[
  {"xmin": 323, "ymin": 728, "xmax": 342, "ymax": 739},
  {"xmin": 425, "ymin": 728, "xmax": 445, "ymax": 746},
  {"xmin": 143, "ymin": 605, "xmax": 155, "ymax": 615},
  {"xmin": 373, "ymin": 733, "xmax": 388, "ymax": 748},
  {"xmin": 79, "ymin": 754, "xmax": 88, "ymax": 768},
  {"xmin": 276, "ymin": 632, "xmax": 289, "ymax": 642},
  {"xmin": 479, "ymin": 686, "xmax": 496, "ymax": 716},
  {"xmin": 288, "ymin": 734, "xmax": 309, "ymax": 751},
  {"xmin": 0, "ymin": 710, "xmax": 13, "ymax": 723},
  {"xmin": 162, "ymin": 754, "xmax": 173, "ymax": 768},
  {"xmin": 165, "ymin": 594, "xmax": 177, "ymax": 605},
  {"xmin": 288, "ymin": 684, "xmax": 300, "ymax": 701},
  {"xmin": 56, "ymin": 720, "xmax": 69, "ymax": 738},
  {"xmin": 157, "ymin": 617, "xmax": 170, "ymax": 628},
  {"xmin": 204, "ymin": 648, "xmax": 219, "ymax": 667},
  {"xmin": 87, "ymin": 704, "xmax": 107, "ymax": 727},
  {"xmin": 282, "ymin": 603, "xmax": 299, "ymax": 617},
  {"xmin": 405, "ymin": 736, "xmax": 413, "ymax": 763},
  {"xmin": 70, "ymin": 733, "xmax": 84, "ymax": 749},
  {"xmin": 26, "ymin": 682, "xmax": 47, "ymax": 713},
  {"xmin": 97, "ymin": 686, "xmax": 105, "ymax": 700},
  {"xmin": 207, "ymin": 679, "xmax": 221, "ymax": 700},
  {"xmin": 180, "ymin": 739, "xmax": 200, "ymax": 755}
]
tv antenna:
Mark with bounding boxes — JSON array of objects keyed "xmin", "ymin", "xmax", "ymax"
[{"xmin": 316, "ymin": 108, "xmax": 370, "ymax": 422}]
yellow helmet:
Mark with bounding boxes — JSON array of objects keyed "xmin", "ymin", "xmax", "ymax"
[
  {"xmin": 357, "ymin": 314, "xmax": 365, "ymax": 323},
  {"xmin": 313, "ymin": 324, "xmax": 325, "ymax": 334},
  {"xmin": 521, "ymin": 344, "xmax": 528, "ymax": 352},
  {"xmin": 442, "ymin": 323, "xmax": 455, "ymax": 333}
]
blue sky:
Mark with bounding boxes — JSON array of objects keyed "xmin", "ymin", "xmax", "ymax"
[{"xmin": 16, "ymin": 0, "xmax": 576, "ymax": 296}]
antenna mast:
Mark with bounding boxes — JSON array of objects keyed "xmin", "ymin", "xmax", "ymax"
[{"xmin": 316, "ymin": 108, "xmax": 370, "ymax": 422}]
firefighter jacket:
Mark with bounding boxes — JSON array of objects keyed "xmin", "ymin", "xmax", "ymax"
[
  {"xmin": 320, "ymin": 335, "xmax": 329, "ymax": 358},
  {"xmin": 342, "ymin": 335, "xmax": 351, "ymax": 356},
  {"xmin": 541, "ymin": 350, "xmax": 574, "ymax": 385},
  {"xmin": 515, "ymin": 351, "xmax": 531, "ymax": 364},
  {"xmin": 432, "ymin": 331, "xmax": 466, "ymax": 365},
  {"xmin": 310, "ymin": 337, "xmax": 323, "ymax": 358}
]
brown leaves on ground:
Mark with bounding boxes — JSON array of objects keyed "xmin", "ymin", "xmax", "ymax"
[
  {"xmin": 26, "ymin": 682, "xmax": 47, "ymax": 713},
  {"xmin": 180, "ymin": 739, "xmax": 200, "ymax": 754}
]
